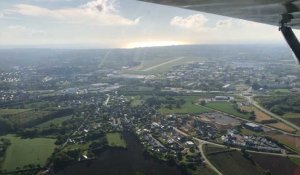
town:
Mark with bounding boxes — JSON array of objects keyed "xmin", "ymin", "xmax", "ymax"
[{"xmin": 0, "ymin": 45, "xmax": 300, "ymax": 175}]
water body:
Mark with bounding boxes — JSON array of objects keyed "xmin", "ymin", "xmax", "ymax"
[{"xmin": 57, "ymin": 132, "xmax": 186, "ymax": 175}]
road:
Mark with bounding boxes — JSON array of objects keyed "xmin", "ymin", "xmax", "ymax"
[
  {"xmin": 143, "ymin": 57, "xmax": 184, "ymax": 71},
  {"xmin": 149, "ymin": 134, "xmax": 165, "ymax": 148},
  {"xmin": 200, "ymin": 103, "xmax": 300, "ymax": 137},
  {"xmin": 246, "ymin": 96, "xmax": 300, "ymax": 132},
  {"xmin": 173, "ymin": 127, "xmax": 223, "ymax": 174},
  {"xmin": 45, "ymin": 116, "xmax": 88, "ymax": 174},
  {"xmin": 198, "ymin": 143, "xmax": 223, "ymax": 175},
  {"xmin": 104, "ymin": 94, "xmax": 110, "ymax": 106},
  {"xmin": 174, "ymin": 127, "xmax": 300, "ymax": 158},
  {"xmin": 61, "ymin": 117, "xmax": 87, "ymax": 148},
  {"xmin": 172, "ymin": 127, "xmax": 300, "ymax": 175}
]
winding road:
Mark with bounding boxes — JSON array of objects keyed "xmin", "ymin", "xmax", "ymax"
[
  {"xmin": 198, "ymin": 143, "xmax": 223, "ymax": 175},
  {"xmin": 172, "ymin": 127, "xmax": 300, "ymax": 175}
]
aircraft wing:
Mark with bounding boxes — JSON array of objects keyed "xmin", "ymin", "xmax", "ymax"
[{"xmin": 139, "ymin": 0, "xmax": 300, "ymax": 29}]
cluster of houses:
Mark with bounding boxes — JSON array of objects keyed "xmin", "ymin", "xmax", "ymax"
[
  {"xmin": 160, "ymin": 128, "xmax": 195, "ymax": 151},
  {"xmin": 194, "ymin": 120, "xmax": 217, "ymax": 140},
  {"xmin": 138, "ymin": 131, "xmax": 168, "ymax": 153},
  {"xmin": 0, "ymin": 71, "xmax": 20, "ymax": 83},
  {"xmin": 221, "ymin": 130, "xmax": 283, "ymax": 153},
  {"xmin": 146, "ymin": 122, "xmax": 184, "ymax": 153},
  {"xmin": 135, "ymin": 122, "xmax": 203, "ymax": 166},
  {"xmin": 0, "ymin": 90, "xmax": 31, "ymax": 103},
  {"xmin": 136, "ymin": 120, "xmax": 198, "ymax": 158},
  {"xmin": 55, "ymin": 92, "xmax": 286, "ymax": 169},
  {"xmin": 57, "ymin": 83, "xmax": 120, "ymax": 95}
]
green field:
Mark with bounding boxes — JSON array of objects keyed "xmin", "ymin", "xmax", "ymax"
[
  {"xmin": 0, "ymin": 135, "xmax": 56, "ymax": 171},
  {"xmin": 3, "ymin": 110, "xmax": 51, "ymax": 126},
  {"xmin": 129, "ymin": 96, "xmax": 144, "ymax": 107},
  {"xmin": 205, "ymin": 148, "xmax": 265, "ymax": 175},
  {"xmin": 204, "ymin": 145, "xmax": 228, "ymax": 155},
  {"xmin": 290, "ymin": 157, "xmax": 300, "ymax": 166},
  {"xmin": 0, "ymin": 109, "xmax": 31, "ymax": 115},
  {"xmin": 64, "ymin": 141, "xmax": 92, "ymax": 151},
  {"xmin": 160, "ymin": 96, "xmax": 212, "ymax": 114},
  {"xmin": 281, "ymin": 113, "xmax": 300, "ymax": 127},
  {"xmin": 205, "ymin": 102, "xmax": 252, "ymax": 119},
  {"xmin": 283, "ymin": 113, "xmax": 300, "ymax": 119},
  {"xmin": 36, "ymin": 115, "xmax": 73, "ymax": 128},
  {"xmin": 160, "ymin": 104, "xmax": 211, "ymax": 114},
  {"xmin": 240, "ymin": 128, "xmax": 262, "ymax": 136},
  {"xmin": 273, "ymin": 89, "xmax": 290, "ymax": 93},
  {"xmin": 193, "ymin": 166, "xmax": 218, "ymax": 175},
  {"xmin": 106, "ymin": 133, "xmax": 126, "ymax": 148},
  {"xmin": 255, "ymin": 95, "xmax": 300, "ymax": 116}
]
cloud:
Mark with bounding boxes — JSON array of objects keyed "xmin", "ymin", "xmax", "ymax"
[
  {"xmin": 8, "ymin": 25, "xmax": 47, "ymax": 37},
  {"xmin": 82, "ymin": 0, "xmax": 117, "ymax": 14},
  {"xmin": 7, "ymin": 0, "xmax": 140, "ymax": 26},
  {"xmin": 169, "ymin": 14, "xmax": 282, "ymax": 44},
  {"xmin": 215, "ymin": 19, "xmax": 232, "ymax": 29},
  {"xmin": 170, "ymin": 14, "xmax": 235, "ymax": 32},
  {"xmin": 170, "ymin": 14, "xmax": 276, "ymax": 33},
  {"xmin": 8, "ymin": 25, "xmax": 27, "ymax": 31},
  {"xmin": 170, "ymin": 14, "xmax": 208, "ymax": 31}
]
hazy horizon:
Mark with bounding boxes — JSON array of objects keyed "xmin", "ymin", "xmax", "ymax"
[
  {"xmin": 0, "ymin": 0, "xmax": 297, "ymax": 48},
  {"xmin": 0, "ymin": 43, "xmax": 290, "ymax": 50}
]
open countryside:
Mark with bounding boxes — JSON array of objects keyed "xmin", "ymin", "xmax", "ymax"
[
  {"xmin": 106, "ymin": 133, "xmax": 127, "ymax": 148},
  {"xmin": 0, "ymin": 135, "xmax": 56, "ymax": 171},
  {"xmin": 0, "ymin": 46, "xmax": 299, "ymax": 175},
  {"xmin": 159, "ymin": 96, "xmax": 212, "ymax": 114},
  {"xmin": 205, "ymin": 101, "xmax": 252, "ymax": 119}
]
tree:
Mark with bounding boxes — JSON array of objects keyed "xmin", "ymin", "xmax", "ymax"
[
  {"xmin": 252, "ymin": 82, "xmax": 260, "ymax": 90},
  {"xmin": 264, "ymin": 170, "xmax": 271, "ymax": 175},
  {"xmin": 179, "ymin": 99, "xmax": 186, "ymax": 105},
  {"xmin": 270, "ymin": 106, "xmax": 284, "ymax": 115},
  {"xmin": 249, "ymin": 115, "xmax": 256, "ymax": 121},
  {"xmin": 167, "ymin": 104, "xmax": 173, "ymax": 110},
  {"xmin": 176, "ymin": 101, "xmax": 181, "ymax": 108},
  {"xmin": 200, "ymin": 100, "xmax": 206, "ymax": 106},
  {"xmin": 241, "ymin": 148, "xmax": 250, "ymax": 159},
  {"xmin": 177, "ymin": 153, "xmax": 183, "ymax": 161},
  {"xmin": 145, "ymin": 97, "xmax": 161, "ymax": 107},
  {"xmin": 245, "ymin": 79, "xmax": 251, "ymax": 85},
  {"xmin": 0, "ymin": 118, "xmax": 14, "ymax": 133},
  {"xmin": 53, "ymin": 152, "xmax": 75, "ymax": 170}
]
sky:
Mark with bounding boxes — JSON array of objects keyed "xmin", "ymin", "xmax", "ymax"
[{"xmin": 0, "ymin": 0, "xmax": 295, "ymax": 48}]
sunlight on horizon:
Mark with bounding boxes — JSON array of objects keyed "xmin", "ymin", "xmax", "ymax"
[{"xmin": 125, "ymin": 41, "xmax": 189, "ymax": 48}]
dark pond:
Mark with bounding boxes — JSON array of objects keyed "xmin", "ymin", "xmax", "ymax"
[{"xmin": 57, "ymin": 132, "xmax": 187, "ymax": 175}]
